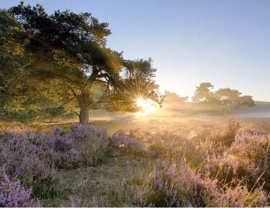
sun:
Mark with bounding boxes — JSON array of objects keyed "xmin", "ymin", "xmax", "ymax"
[{"xmin": 136, "ymin": 98, "xmax": 157, "ymax": 115}]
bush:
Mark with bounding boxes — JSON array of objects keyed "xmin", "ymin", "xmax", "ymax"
[
  {"xmin": 29, "ymin": 124, "xmax": 109, "ymax": 169},
  {"xmin": 0, "ymin": 124, "xmax": 110, "ymax": 205},
  {"xmin": 131, "ymin": 159, "xmax": 215, "ymax": 207},
  {"xmin": 109, "ymin": 130, "xmax": 144, "ymax": 156},
  {"xmin": 0, "ymin": 130, "xmax": 55, "ymax": 200},
  {"xmin": 129, "ymin": 159, "xmax": 268, "ymax": 207},
  {"xmin": 205, "ymin": 132, "xmax": 270, "ymax": 191},
  {"xmin": 206, "ymin": 184, "xmax": 268, "ymax": 207},
  {"xmin": 0, "ymin": 169, "xmax": 40, "ymax": 207}
]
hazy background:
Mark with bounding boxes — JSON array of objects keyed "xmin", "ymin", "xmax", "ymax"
[{"xmin": 1, "ymin": 0, "xmax": 270, "ymax": 102}]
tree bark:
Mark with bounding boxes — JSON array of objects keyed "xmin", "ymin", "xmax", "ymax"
[
  {"xmin": 79, "ymin": 106, "xmax": 89, "ymax": 124},
  {"xmin": 78, "ymin": 89, "xmax": 91, "ymax": 124},
  {"xmin": 78, "ymin": 67, "xmax": 98, "ymax": 124}
]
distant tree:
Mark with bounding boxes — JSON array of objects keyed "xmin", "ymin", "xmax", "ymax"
[
  {"xmin": 1, "ymin": 2, "xmax": 162, "ymax": 123},
  {"xmin": 165, "ymin": 91, "xmax": 188, "ymax": 103},
  {"xmin": 192, "ymin": 82, "xmax": 255, "ymax": 111},
  {"xmin": 192, "ymin": 82, "xmax": 219, "ymax": 104},
  {"xmin": 215, "ymin": 88, "xmax": 255, "ymax": 108},
  {"xmin": 162, "ymin": 91, "xmax": 188, "ymax": 110}
]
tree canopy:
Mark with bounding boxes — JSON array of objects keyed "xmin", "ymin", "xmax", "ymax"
[{"xmin": 0, "ymin": 2, "xmax": 163, "ymax": 123}]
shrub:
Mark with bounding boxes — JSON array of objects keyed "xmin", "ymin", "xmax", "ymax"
[
  {"xmin": 109, "ymin": 130, "xmax": 144, "ymax": 156},
  {"xmin": 131, "ymin": 159, "xmax": 215, "ymax": 207},
  {"xmin": 30, "ymin": 124, "xmax": 109, "ymax": 169},
  {"xmin": 0, "ymin": 124, "xmax": 109, "ymax": 204},
  {"xmin": 206, "ymin": 184, "xmax": 268, "ymax": 207},
  {"xmin": 130, "ymin": 159, "xmax": 268, "ymax": 207},
  {"xmin": 0, "ymin": 169, "xmax": 40, "ymax": 207},
  {"xmin": 204, "ymin": 131, "xmax": 270, "ymax": 192},
  {"xmin": 0, "ymin": 130, "xmax": 57, "ymax": 200}
]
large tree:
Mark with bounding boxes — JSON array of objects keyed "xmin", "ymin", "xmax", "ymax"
[{"xmin": 1, "ymin": 2, "xmax": 162, "ymax": 124}]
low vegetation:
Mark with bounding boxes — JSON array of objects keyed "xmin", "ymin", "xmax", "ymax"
[
  {"xmin": 0, "ymin": 2, "xmax": 267, "ymax": 207},
  {"xmin": 1, "ymin": 118, "xmax": 270, "ymax": 207}
]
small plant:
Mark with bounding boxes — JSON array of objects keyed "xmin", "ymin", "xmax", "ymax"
[
  {"xmin": 109, "ymin": 130, "xmax": 145, "ymax": 156},
  {"xmin": 0, "ymin": 169, "xmax": 40, "ymax": 207},
  {"xmin": 205, "ymin": 183, "xmax": 268, "ymax": 207},
  {"xmin": 131, "ymin": 159, "xmax": 214, "ymax": 207},
  {"xmin": 0, "ymin": 124, "xmax": 110, "ymax": 205}
]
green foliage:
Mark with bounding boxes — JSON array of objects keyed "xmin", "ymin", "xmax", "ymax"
[
  {"xmin": 110, "ymin": 75, "xmax": 163, "ymax": 112},
  {"xmin": 0, "ymin": 9, "xmax": 27, "ymax": 96},
  {"xmin": 0, "ymin": 2, "xmax": 162, "ymax": 124},
  {"xmin": 0, "ymin": 106, "xmax": 67, "ymax": 122},
  {"xmin": 31, "ymin": 177, "xmax": 59, "ymax": 200}
]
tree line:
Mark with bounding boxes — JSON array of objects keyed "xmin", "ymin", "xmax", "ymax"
[{"xmin": 164, "ymin": 82, "xmax": 255, "ymax": 113}]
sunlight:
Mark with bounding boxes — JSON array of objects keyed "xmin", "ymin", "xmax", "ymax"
[{"xmin": 136, "ymin": 98, "xmax": 157, "ymax": 115}]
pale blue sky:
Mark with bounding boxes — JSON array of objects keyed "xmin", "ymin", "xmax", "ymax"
[{"xmin": 1, "ymin": 0, "xmax": 270, "ymax": 101}]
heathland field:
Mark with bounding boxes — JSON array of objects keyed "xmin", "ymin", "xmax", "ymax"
[
  {"xmin": 1, "ymin": 1, "xmax": 270, "ymax": 207},
  {"xmin": 2, "ymin": 117, "xmax": 270, "ymax": 207}
]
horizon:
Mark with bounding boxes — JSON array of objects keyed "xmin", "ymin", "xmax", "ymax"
[{"xmin": 1, "ymin": 0, "xmax": 270, "ymax": 101}]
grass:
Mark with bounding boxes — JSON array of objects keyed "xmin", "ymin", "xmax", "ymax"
[
  {"xmin": 56, "ymin": 155, "xmax": 149, "ymax": 207},
  {"xmin": 2, "ymin": 116, "xmax": 270, "ymax": 207}
]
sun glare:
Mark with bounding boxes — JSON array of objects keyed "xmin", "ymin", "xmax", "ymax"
[{"xmin": 136, "ymin": 98, "xmax": 157, "ymax": 115}]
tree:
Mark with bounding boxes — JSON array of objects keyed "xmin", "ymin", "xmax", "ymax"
[
  {"xmin": 110, "ymin": 73, "xmax": 162, "ymax": 112},
  {"xmin": 0, "ymin": 9, "xmax": 73, "ymax": 122},
  {"xmin": 215, "ymin": 88, "xmax": 255, "ymax": 108},
  {"xmin": 0, "ymin": 9, "xmax": 26, "ymax": 98},
  {"xmin": 163, "ymin": 91, "xmax": 188, "ymax": 111},
  {"xmin": 2, "ymin": 2, "xmax": 162, "ymax": 124},
  {"xmin": 192, "ymin": 82, "xmax": 219, "ymax": 104},
  {"xmin": 192, "ymin": 82, "xmax": 255, "ymax": 111}
]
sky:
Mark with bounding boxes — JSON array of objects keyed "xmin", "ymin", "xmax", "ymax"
[{"xmin": 1, "ymin": 0, "xmax": 270, "ymax": 101}]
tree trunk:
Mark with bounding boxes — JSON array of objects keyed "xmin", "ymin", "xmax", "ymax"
[
  {"xmin": 78, "ymin": 68, "xmax": 98, "ymax": 124},
  {"xmin": 79, "ymin": 106, "xmax": 89, "ymax": 124},
  {"xmin": 79, "ymin": 89, "xmax": 91, "ymax": 124}
]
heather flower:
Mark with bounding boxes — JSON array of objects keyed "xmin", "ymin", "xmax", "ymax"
[
  {"xmin": 110, "ymin": 130, "xmax": 144, "ymax": 155},
  {"xmin": 0, "ymin": 169, "xmax": 40, "ymax": 207}
]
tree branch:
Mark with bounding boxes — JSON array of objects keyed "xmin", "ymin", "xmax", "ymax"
[
  {"xmin": 60, "ymin": 97, "xmax": 76, "ymax": 107},
  {"xmin": 96, "ymin": 73, "xmax": 110, "ymax": 79},
  {"xmin": 8, "ymin": 70, "xmax": 29, "ymax": 94},
  {"xmin": 90, "ymin": 91, "xmax": 108, "ymax": 109},
  {"xmin": 72, "ymin": 110, "xmax": 80, "ymax": 118},
  {"xmin": 65, "ymin": 82, "xmax": 78, "ymax": 98}
]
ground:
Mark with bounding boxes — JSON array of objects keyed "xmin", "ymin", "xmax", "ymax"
[
  {"xmin": 2, "ymin": 116, "xmax": 270, "ymax": 207},
  {"xmin": 54, "ymin": 155, "xmax": 148, "ymax": 207}
]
